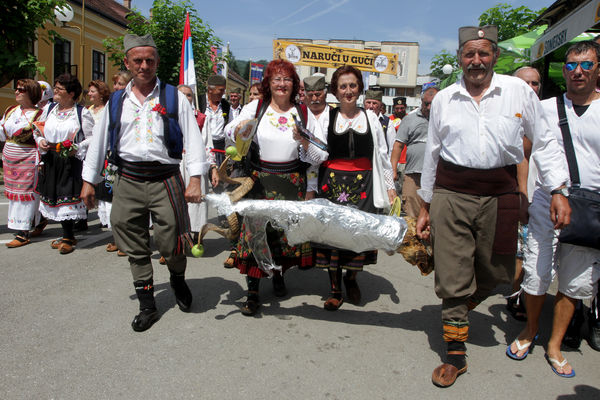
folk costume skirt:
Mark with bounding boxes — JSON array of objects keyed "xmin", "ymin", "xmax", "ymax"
[
  {"xmin": 234, "ymin": 160, "xmax": 312, "ymax": 278},
  {"xmin": 35, "ymin": 151, "xmax": 86, "ymax": 221},
  {"xmin": 314, "ymin": 157, "xmax": 378, "ymax": 271}
]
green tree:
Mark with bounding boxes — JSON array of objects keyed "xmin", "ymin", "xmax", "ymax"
[
  {"xmin": 428, "ymin": 3, "xmax": 546, "ymax": 75},
  {"xmin": 0, "ymin": 0, "xmax": 66, "ymax": 87},
  {"xmin": 479, "ymin": 3, "xmax": 545, "ymax": 42},
  {"xmin": 104, "ymin": 0, "xmax": 222, "ymax": 89},
  {"xmin": 429, "ymin": 50, "xmax": 459, "ymax": 79},
  {"xmin": 479, "ymin": 3, "xmax": 546, "ymax": 42}
]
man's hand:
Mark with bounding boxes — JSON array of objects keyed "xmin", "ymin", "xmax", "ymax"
[
  {"xmin": 185, "ymin": 176, "xmax": 203, "ymax": 203},
  {"xmin": 305, "ymin": 191, "xmax": 316, "ymax": 201},
  {"xmin": 550, "ymin": 193, "xmax": 571, "ymax": 229},
  {"xmin": 80, "ymin": 181, "xmax": 96, "ymax": 209},
  {"xmin": 210, "ymin": 168, "xmax": 219, "ymax": 187},
  {"xmin": 416, "ymin": 204, "xmax": 431, "ymax": 241}
]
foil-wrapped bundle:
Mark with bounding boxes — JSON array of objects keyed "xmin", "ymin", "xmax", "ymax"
[{"xmin": 206, "ymin": 194, "xmax": 409, "ymax": 274}]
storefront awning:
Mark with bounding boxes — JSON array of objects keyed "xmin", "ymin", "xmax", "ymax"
[{"xmin": 531, "ymin": 0, "xmax": 600, "ymax": 61}]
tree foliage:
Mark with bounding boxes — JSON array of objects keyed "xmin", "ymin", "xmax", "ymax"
[
  {"xmin": 429, "ymin": 3, "xmax": 546, "ymax": 75},
  {"xmin": 479, "ymin": 3, "xmax": 545, "ymax": 42},
  {"xmin": 104, "ymin": 0, "xmax": 222, "ymax": 88},
  {"xmin": 0, "ymin": 0, "xmax": 66, "ymax": 87},
  {"xmin": 429, "ymin": 50, "xmax": 459, "ymax": 79}
]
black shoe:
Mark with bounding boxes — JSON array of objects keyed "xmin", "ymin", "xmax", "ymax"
[
  {"xmin": 272, "ymin": 274, "xmax": 287, "ymax": 297},
  {"xmin": 131, "ymin": 308, "xmax": 159, "ymax": 332},
  {"xmin": 170, "ymin": 275, "xmax": 192, "ymax": 312},
  {"xmin": 589, "ymin": 314, "xmax": 600, "ymax": 352}
]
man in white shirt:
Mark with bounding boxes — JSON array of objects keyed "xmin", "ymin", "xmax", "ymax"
[
  {"xmin": 198, "ymin": 75, "xmax": 232, "ymax": 168},
  {"xmin": 229, "ymin": 87, "xmax": 242, "ymax": 119},
  {"xmin": 363, "ymin": 89, "xmax": 395, "ymax": 156},
  {"xmin": 508, "ymin": 40, "xmax": 600, "ymax": 376},
  {"xmin": 415, "ymin": 25, "xmax": 571, "ymax": 387},
  {"xmin": 304, "ymin": 74, "xmax": 328, "ymax": 200},
  {"xmin": 80, "ymin": 34, "xmax": 208, "ymax": 332}
]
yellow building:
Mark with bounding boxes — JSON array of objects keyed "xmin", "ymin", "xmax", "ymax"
[{"xmin": 0, "ymin": 0, "xmax": 131, "ymax": 113}]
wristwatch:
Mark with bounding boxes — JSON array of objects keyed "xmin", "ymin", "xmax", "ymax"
[{"xmin": 550, "ymin": 187, "xmax": 569, "ymax": 197}]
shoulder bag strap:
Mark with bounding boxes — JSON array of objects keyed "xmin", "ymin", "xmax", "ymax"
[{"xmin": 556, "ymin": 95, "xmax": 581, "ymax": 187}]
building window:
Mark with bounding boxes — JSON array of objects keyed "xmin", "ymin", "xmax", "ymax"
[
  {"xmin": 54, "ymin": 39, "xmax": 71, "ymax": 79},
  {"xmin": 92, "ymin": 50, "xmax": 105, "ymax": 81},
  {"xmin": 383, "ymin": 87, "xmax": 396, "ymax": 97}
]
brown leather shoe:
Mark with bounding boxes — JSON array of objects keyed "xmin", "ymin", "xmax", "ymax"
[
  {"xmin": 158, "ymin": 256, "xmax": 166, "ymax": 264},
  {"xmin": 30, "ymin": 219, "xmax": 48, "ymax": 238},
  {"xmin": 431, "ymin": 363, "xmax": 467, "ymax": 387},
  {"xmin": 117, "ymin": 250, "xmax": 127, "ymax": 257},
  {"xmin": 6, "ymin": 236, "xmax": 30, "ymax": 248},
  {"xmin": 106, "ymin": 243, "xmax": 118, "ymax": 252},
  {"xmin": 324, "ymin": 292, "xmax": 344, "ymax": 311},
  {"xmin": 51, "ymin": 238, "xmax": 77, "ymax": 249},
  {"xmin": 58, "ymin": 238, "xmax": 76, "ymax": 255}
]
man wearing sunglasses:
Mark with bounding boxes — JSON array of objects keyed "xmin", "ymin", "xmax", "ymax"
[{"xmin": 510, "ymin": 40, "xmax": 600, "ymax": 377}]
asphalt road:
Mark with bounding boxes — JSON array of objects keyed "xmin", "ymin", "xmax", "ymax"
[{"xmin": 0, "ymin": 189, "xmax": 598, "ymax": 400}]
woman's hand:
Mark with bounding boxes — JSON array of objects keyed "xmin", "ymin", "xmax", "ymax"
[
  {"xmin": 387, "ymin": 189, "xmax": 397, "ymax": 205},
  {"xmin": 39, "ymin": 139, "xmax": 49, "ymax": 151},
  {"xmin": 292, "ymin": 125, "xmax": 309, "ymax": 150}
]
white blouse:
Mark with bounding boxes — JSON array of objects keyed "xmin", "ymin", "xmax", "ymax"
[
  {"xmin": 37, "ymin": 104, "xmax": 95, "ymax": 160},
  {"xmin": 225, "ymin": 99, "xmax": 326, "ymax": 164},
  {"xmin": 0, "ymin": 106, "xmax": 40, "ymax": 141}
]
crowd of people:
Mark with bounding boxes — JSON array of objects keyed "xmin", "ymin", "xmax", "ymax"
[{"xmin": 1, "ymin": 27, "xmax": 599, "ymax": 388}]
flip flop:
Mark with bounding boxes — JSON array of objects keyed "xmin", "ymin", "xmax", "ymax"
[
  {"xmin": 545, "ymin": 354, "xmax": 575, "ymax": 378},
  {"xmin": 506, "ymin": 334, "xmax": 539, "ymax": 360}
]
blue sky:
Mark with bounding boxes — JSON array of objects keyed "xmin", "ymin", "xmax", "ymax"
[{"xmin": 134, "ymin": 0, "xmax": 550, "ymax": 74}]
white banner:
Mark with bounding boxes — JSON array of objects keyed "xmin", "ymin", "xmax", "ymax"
[{"xmin": 531, "ymin": 0, "xmax": 600, "ymax": 61}]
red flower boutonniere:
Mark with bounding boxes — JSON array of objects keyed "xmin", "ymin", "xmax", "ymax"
[
  {"xmin": 321, "ymin": 184, "xmax": 329, "ymax": 192},
  {"xmin": 152, "ymin": 104, "xmax": 167, "ymax": 115},
  {"xmin": 360, "ymin": 192, "xmax": 367, "ymax": 199}
]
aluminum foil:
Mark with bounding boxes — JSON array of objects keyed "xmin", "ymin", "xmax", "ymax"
[{"xmin": 206, "ymin": 194, "xmax": 408, "ymax": 274}]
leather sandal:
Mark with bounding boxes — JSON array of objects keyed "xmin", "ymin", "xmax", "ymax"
[
  {"xmin": 324, "ymin": 291, "xmax": 344, "ymax": 311},
  {"xmin": 30, "ymin": 219, "xmax": 48, "ymax": 238},
  {"xmin": 106, "ymin": 242, "xmax": 118, "ymax": 252},
  {"xmin": 51, "ymin": 238, "xmax": 77, "ymax": 249},
  {"xmin": 117, "ymin": 250, "xmax": 127, "ymax": 257},
  {"xmin": 158, "ymin": 256, "xmax": 166, "ymax": 265},
  {"xmin": 58, "ymin": 238, "xmax": 76, "ymax": 254},
  {"xmin": 6, "ymin": 235, "xmax": 30, "ymax": 248},
  {"xmin": 241, "ymin": 292, "xmax": 260, "ymax": 316},
  {"xmin": 431, "ymin": 362, "xmax": 467, "ymax": 387},
  {"xmin": 223, "ymin": 250, "xmax": 237, "ymax": 269}
]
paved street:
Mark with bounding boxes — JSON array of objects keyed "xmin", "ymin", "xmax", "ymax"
[{"xmin": 0, "ymin": 188, "xmax": 598, "ymax": 400}]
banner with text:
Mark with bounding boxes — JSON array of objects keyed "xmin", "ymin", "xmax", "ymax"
[{"xmin": 273, "ymin": 40, "xmax": 398, "ymax": 75}]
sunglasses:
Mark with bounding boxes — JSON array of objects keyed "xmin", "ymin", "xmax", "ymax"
[
  {"xmin": 16, "ymin": 87, "xmax": 26, "ymax": 93},
  {"xmin": 564, "ymin": 61, "xmax": 596, "ymax": 71}
]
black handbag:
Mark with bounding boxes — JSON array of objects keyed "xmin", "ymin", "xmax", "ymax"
[{"xmin": 555, "ymin": 96, "xmax": 600, "ymax": 250}]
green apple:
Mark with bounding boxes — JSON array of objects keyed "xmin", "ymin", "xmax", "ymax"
[
  {"xmin": 225, "ymin": 146, "xmax": 238, "ymax": 157},
  {"xmin": 191, "ymin": 243, "xmax": 204, "ymax": 258}
]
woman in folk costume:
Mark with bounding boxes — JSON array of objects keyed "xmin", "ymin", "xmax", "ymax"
[
  {"xmin": 34, "ymin": 74, "xmax": 95, "ymax": 254},
  {"xmin": 225, "ymin": 59, "xmax": 326, "ymax": 315},
  {"xmin": 310, "ymin": 65, "xmax": 397, "ymax": 310},
  {"xmin": 1, "ymin": 79, "xmax": 44, "ymax": 247}
]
